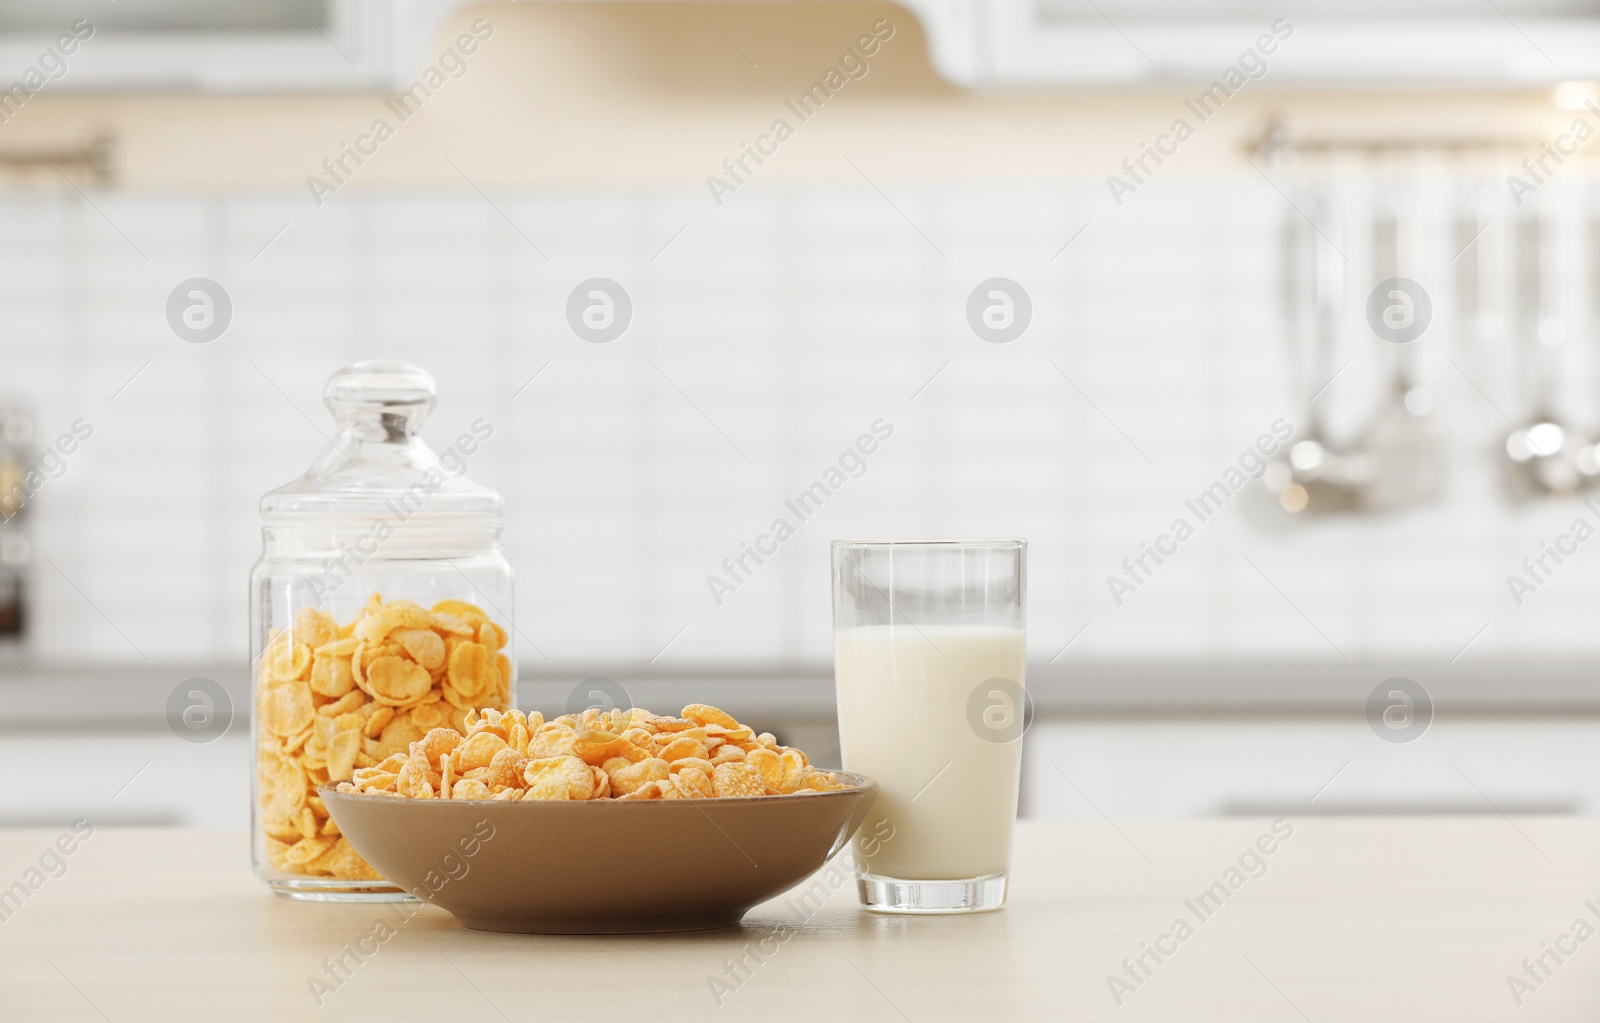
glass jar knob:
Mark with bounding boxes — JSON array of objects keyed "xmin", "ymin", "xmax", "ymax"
[{"xmin": 324, "ymin": 361, "xmax": 436, "ymax": 443}]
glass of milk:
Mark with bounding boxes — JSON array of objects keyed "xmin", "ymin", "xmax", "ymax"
[{"xmin": 832, "ymin": 539, "xmax": 1027, "ymax": 913}]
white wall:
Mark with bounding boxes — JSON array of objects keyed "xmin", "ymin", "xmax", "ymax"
[{"xmin": 4, "ymin": 168, "xmax": 1600, "ymax": 670}]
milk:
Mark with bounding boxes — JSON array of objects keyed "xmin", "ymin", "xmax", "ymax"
[{"xmin": 835, "ymin": 624, "xmax": 1026, "ymax": 880}]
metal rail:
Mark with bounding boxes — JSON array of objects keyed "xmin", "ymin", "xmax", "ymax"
[
  {"xmin": 0, "ymin": 134, "xmax": 115, "ymax": 186},
  {"xmin": 1244, "ymin": 118, "xmax": 1548, "ymax": 160}
]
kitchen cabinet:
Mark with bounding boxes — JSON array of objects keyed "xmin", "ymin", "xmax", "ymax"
[
  {"xmin": 1022, "ymin": 717, "xmax": 1600, "ymax": 819},
  {"xmin": 0, "ymin": 0, "xmax": 464, "ymax": 91},
  {"xmin": 5, "ymin": 0, "xmax": 1589, "ymax": 93},
  {"xmin": 914, "ymin": 0, "xmax": 1600, "ymax": 85},
  {"xmin": 0, "ymin": 733, "xmax": 249, "ymax": 829},
  {"xmin": 9, "ymin": 714, "xmax": 1600, "ymax": 830}
]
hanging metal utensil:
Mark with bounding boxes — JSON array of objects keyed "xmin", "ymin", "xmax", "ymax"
[
  {"xmin": 1574, "ymin": 215, "xmax": 1600, "ymax": 484},
  {"xmin": 1502, "ymin": 214, "xmax": 1582, "ymax": 498},
  {"xmin": 1359, "ymin": 185, "xmax": 1445, "ymax": 512},
  {"xmin": 1266, "ymin": 187, "xmax": 1369, "ymax": 515}
]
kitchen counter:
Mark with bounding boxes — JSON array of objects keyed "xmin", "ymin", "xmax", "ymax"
[
  {"xmin": 8, "ymin": 660, "xmax": 1600, "ymax": 734},
  {"xmin": 4, "ymin": 819, "xmax": 1599, "ymax": 1021}
]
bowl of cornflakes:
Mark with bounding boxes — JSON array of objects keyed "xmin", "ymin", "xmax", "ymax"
[{"xmin": 321, "ymin": 703, "xmax": 878, "ymax": 933}]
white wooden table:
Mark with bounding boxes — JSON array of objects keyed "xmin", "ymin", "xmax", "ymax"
[{"xmin": 2, "ymin": 818, "xmax": 1598, "ymax": 1021}]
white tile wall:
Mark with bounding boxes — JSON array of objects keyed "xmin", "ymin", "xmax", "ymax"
[{"xmin": 3, "ymin": 173, "xmax": 1599, "ymax": 669}]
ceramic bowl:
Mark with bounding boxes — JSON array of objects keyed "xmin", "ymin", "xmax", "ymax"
[{"xmin": 321, "ymin": 774, "xmax": 878, "ymax": 934}]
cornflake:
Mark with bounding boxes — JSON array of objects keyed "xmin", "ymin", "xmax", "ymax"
[
  {"xmin": 338, "ymin": 703, "xmax": 846, "ymax": 803},
  {"xmin": 257, "ymin": 595, "xmax": 511, "ymax": 882}
]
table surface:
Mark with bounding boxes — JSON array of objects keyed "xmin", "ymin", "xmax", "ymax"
[{"xmin": 2, "ymin": 818, "xmax": 1599, "ymax": 1022}]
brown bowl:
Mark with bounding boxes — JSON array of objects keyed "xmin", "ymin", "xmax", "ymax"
[{"xmin": 320, "ymin": 774, "xmax": 878, "ymax": 934}]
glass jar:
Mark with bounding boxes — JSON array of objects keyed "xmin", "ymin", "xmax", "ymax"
[{"xmin": 249, "ymin": 361, "xmax": 514, "ymax": 900}]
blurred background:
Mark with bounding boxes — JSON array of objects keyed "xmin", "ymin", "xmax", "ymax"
[{"xmin": 3, "ymin": 0, "xmax": 1600, "ymax": 830}]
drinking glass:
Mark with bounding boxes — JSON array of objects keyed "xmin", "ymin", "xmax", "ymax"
[{"xmin": 832, "ymin": 539, "xmax": 1027, "ymax": 913}]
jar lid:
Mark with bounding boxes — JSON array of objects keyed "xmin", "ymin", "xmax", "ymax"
[{"xmin": 260, "ymin": 361, "xmax": 502, "ymax": 523}]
